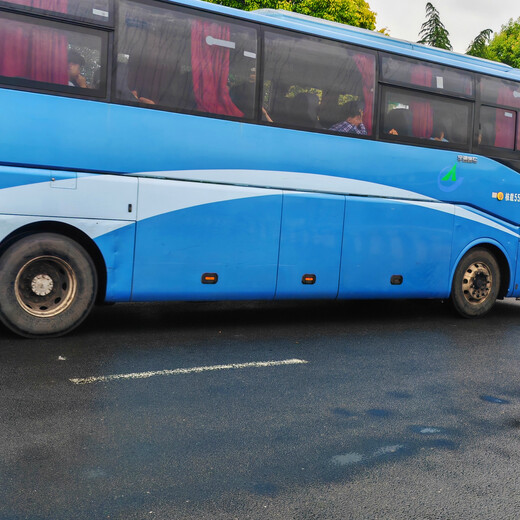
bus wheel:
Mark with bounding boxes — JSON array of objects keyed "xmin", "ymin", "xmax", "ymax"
[
  {"xmin": 451, "ymin": 248, "xmax": 500, "ymax": 318},
  {"xmin": 0, "ymin": 233, "xmax": 97, "ymax": 337}
]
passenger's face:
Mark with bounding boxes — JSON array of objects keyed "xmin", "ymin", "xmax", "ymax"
[
  {"xmin": 68, "ymin": 62, "xmax": 80, "ymax": 79},
  {"xmin": 349, "ymin": 113, "xmax": 363, "ymax": 126}
]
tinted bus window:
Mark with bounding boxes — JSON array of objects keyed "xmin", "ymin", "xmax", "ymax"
[
  {"xmin": 262, "ymin": 30, "xmax": 375, "ymax": 134},
  {"xmin": 480, "ymin": 76, "xmax": 520, "ymax": 108},
  {"xmin": 479, "ymin": 105, "xmax": 517, "ymax": 149},
  {"xmin": 0, "ymin": 0, "xmax": 111, "ymax": 23},
  {"xmin": 381, "ymin": 54, "xmax": 473, "ymax": 97},
  {"xmin": 381, "ymin": 87, "xmax": 470, "ymax": 146},
  {"xmin": 116, "ymin": 0, "xmax": 258, "ymax": 119},
  {"xmin": 0, "ymin": 10, "xmax": 107, "ymax": 94}
]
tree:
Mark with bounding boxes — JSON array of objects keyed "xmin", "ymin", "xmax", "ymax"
[
  {"xmin": 466, "ymin": 29, "xmax": 493, "ymax": 59},
  {"xmin": 205, "ymin": 0, "xmax": 376, "ymax": 30},
  {"xmin": 487, "ymin": 17, "xmax": 520, "ymax": 68},
  {"xmin": 417, "ymin": 2, "xmax": 452, "ymax": 51}
]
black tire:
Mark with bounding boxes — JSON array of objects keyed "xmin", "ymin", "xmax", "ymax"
[
  {"xmin": 0, "ymin": 233, "xmax": 97, "ymax": 337},
  {"xmin": 451, "ymin": 248, "xmax": 500, "ymax": 318}
]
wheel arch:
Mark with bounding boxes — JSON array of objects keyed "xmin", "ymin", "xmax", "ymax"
[
  {"xmin": 0, "ymin": 221, "xmax": 107, "ymax": 304},
  {"xmin": 450, "ymin": 240, "xmax": 511, "ymax": 300}
]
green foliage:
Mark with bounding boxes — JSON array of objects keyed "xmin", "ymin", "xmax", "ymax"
[
  {"xmin": 205, "ymin": 0, "xmax": 376, "ymax": 30},
  {"xmin": 417, "ymin": 2, "xmax": 452, "ymax": 51},
  {"xmin": 466, "ymin": 29, "xmax": 493, "ymax": 59},
  {"xmin": 487, "ymin": 18, "xmax": 520, "ymax": 68}
]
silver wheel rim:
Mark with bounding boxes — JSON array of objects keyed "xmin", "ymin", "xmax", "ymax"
[
  {"xmin": 14, "ymin": 256, "xmax": 77, "ymax": 317},
  {"xmin": 462, "ymin": 261, "xmax": 492, "ymax": 305}
]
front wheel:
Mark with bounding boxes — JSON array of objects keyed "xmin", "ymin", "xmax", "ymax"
[
  {"xmin": 0, "ymin": 233, "xmax": 97, "ymax": 337},
  {"xmin": 451, "ymin": 248, "xmax": 500, "ymax": 318}
]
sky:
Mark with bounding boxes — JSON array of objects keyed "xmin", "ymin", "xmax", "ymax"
[{"xmin": 368, "ymin": 0, "xmax": 520, "ymax": 53}]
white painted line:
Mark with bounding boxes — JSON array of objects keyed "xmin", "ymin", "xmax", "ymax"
[{"xmin": 70, "ymin": 358, "xmax": 309, "ymax": 385}]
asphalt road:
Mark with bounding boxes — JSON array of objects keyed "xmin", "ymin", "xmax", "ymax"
[{"xmin": 2, "ymin": 298, "xmax": 520, "ymax": 520}]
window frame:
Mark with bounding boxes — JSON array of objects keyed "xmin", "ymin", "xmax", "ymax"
[
  {"xmin": 0, "ymin": 0, "xmax": 114, "ymax": 27},
  {"xmin": 0, "ymin": 8, "xmax": 110, "ymax": 99},
  {"xmin": 259, "ymin": 24, "xmax": 378, "ymax": 138},
  {"xmin": 112, "ymin": 0, "xmax": 261, "ymax": 124},
  {"xmin": 472, "ymin": 73, "xmax": 520, "ymax": 159},
  {"xmin": 379, "ymin": 52, "xmax": 475, "ymax": 101},
  {"xmin": 378, "ymin": 84, "xmax": 473, "ymax": 152}
]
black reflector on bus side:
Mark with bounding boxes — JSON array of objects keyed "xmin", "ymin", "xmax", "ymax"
[
  {"xmin": 390, "ymin": 275, "xmax": 403, "ymax": 285},
  {"xmin": 202, "ymin": 273, "xmax": 218, "ymax": 284},
  {"xmin": 302, "ymin": 274, "xmax": 316, "ymax": 285}
]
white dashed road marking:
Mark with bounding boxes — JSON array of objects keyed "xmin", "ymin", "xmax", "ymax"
[{"xmin": 70, "ymin": 358, "xmax": 309, "ymax": 385}]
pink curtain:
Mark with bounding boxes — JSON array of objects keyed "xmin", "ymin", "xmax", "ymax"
[
  {"xmin": 495, "ymin": 86, "xmax": 519, "ymax": 148},
  {"xmin": 497, "ymin": 84, "xmax": 520, "ymax": 108},
  {"xmin": 410, "ymin": 65, "xmax": 433, "ymax": 138},
  {"xmin": 494, "ymin": 107, "xmax": 516, "ymax": 149},
  {"xmin": 191, "ymin": 20, "xmax": 242, "ymax": 117},
  {"xmin": 6, "ymin": 0, "xmax": 67, "ymax": 10},
  {"xmin": 354, "ymin": 53, "xmax": 375, "ymax": 135},
  {"xmin": 0, "ymin": 0, "xmax": 68, "ymax": 84}
]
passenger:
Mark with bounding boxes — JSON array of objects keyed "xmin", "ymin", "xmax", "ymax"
[
  {"xmin": 126, "ymin": 54, "xmax": 157, "ymax": 105},
  {"xmin": 129, "ymin": 90, "xmax": 156, "ymax": 105},
  {"xmin": 329, "ymin": 100, "xmax": 367, "ymax": 135},
  {"xmin": 385, "ymin": 108, "xmax": 412, "ymax": 137},
  {"xmin": 248, "ymin": 67, "xmax": 273, "ymax": 122},
  {"xmin": 430, "ymin": 122, "xmax": 448, "ymax": 142},
  {"xmin": 229, "ymin": 70, "xmax": 273, "ymax": 122},
  {"xmin": 68, "ymin": 50, "xmax": 88, "ymax": 88}
]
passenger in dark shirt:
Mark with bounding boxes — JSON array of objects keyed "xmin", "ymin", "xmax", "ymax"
[{"xmin": 330, "ymin": 100, "xmax": 366, "ymax": 135}]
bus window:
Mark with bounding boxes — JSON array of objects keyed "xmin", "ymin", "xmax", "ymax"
[
  {"xmin": 381, "ymin": 87, "xmax": 471, "ymax": 146},
  {"xmin": 479, "ymin": 106, "xmax": 516, "ymax": 149},
  {"xmin": 381, "ymin": 54, "xmax": 473, "ymax": 97},
  {"xmin": 262, "ymin": 30, "xmax": 375, "ymax": 134},
  {"xmin": 0, "ymin": 10, "xmax": 106, "ymax": 94},
  {"xmin": 0, "ymin": 0, "xmax": 111, "ymax": 23},
  {"xmin": 480, "ymin": 76, "xmax": 520, "ymax": 109},
  {"xmin": 116, "ymin": 0, "xmax": 257, "ymax": 119}
]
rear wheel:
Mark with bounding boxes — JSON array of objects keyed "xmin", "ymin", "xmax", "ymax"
[
  {"xmin": 0, "ymin": 233, "xmax": 97, "ymax": 337},
  {"xmin": 451, "ymin": 248, "xmax": 500, "ymax": 318}
]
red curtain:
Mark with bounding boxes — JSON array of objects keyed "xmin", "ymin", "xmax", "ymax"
[
  {"xmin": 0, "ymin": 0, "xmax": 68, "ymax": 84},
  {"xmin": 410, "ymin": 65, "xmax": 433, "ymax": 138},
  {"xmin": 191, "ymin": 20, "xmax": 242, "ymax": 117},
  {"xmin": 495, "ymin": 86, "xmax": 520, "ymax": 148},
  {"xmin": 354, "ymin": 53, "xmax": 375, "ymax": 135}
]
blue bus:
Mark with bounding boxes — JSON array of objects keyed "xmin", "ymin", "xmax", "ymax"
[{"xmin": 1, "ymin": 0, "xmax": 520, "ymax": 337}]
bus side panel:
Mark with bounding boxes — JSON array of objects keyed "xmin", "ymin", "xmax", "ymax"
[
  {"xmin": 451, "ymin": 206, "xmax": 519, "ymax": 296},
  {"xmin": 275, "ymin": 192, "xmax": 345, "ymax": 299},
  {"xmin": 94, "ymin": 223, "xmax": 136, "ymax": 302},
  {"xmin": 0, "ymin": 166, "xmax": 138, "ymax": 221},
  {"xmin": 132, "ymin": 179, "xmax": 282, "ymax": 301},
  {"xmin": 339, "ymin": 198, "xmax": 454, "ymax": 299},
  {"xmin": 0, "ymin": 215, "xmax": 136, "ymax": 302}
]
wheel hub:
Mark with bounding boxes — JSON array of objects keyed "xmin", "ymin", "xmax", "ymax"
[
  {"xmin": 31, "ymin": 274, "xmax": 54, "ymax": 296},
  {"xmin": 15, "ymin": 256, "xmax": 77, "ymax": 318},
  {"xmin": 462, "ymin": 262, "xmax": 492, "ymax": 304}
]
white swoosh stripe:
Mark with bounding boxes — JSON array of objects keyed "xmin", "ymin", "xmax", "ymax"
[
  {"xmin": 132, "ymin": 169, "xmax": 437, "ymax": 202},
  {"xmin": 403, "ymin": 200, "xmax": 520, "ymax": 238},
  {"xmin": 134, "ymin": 170, "xmax": 519, "ymax": 240}
]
